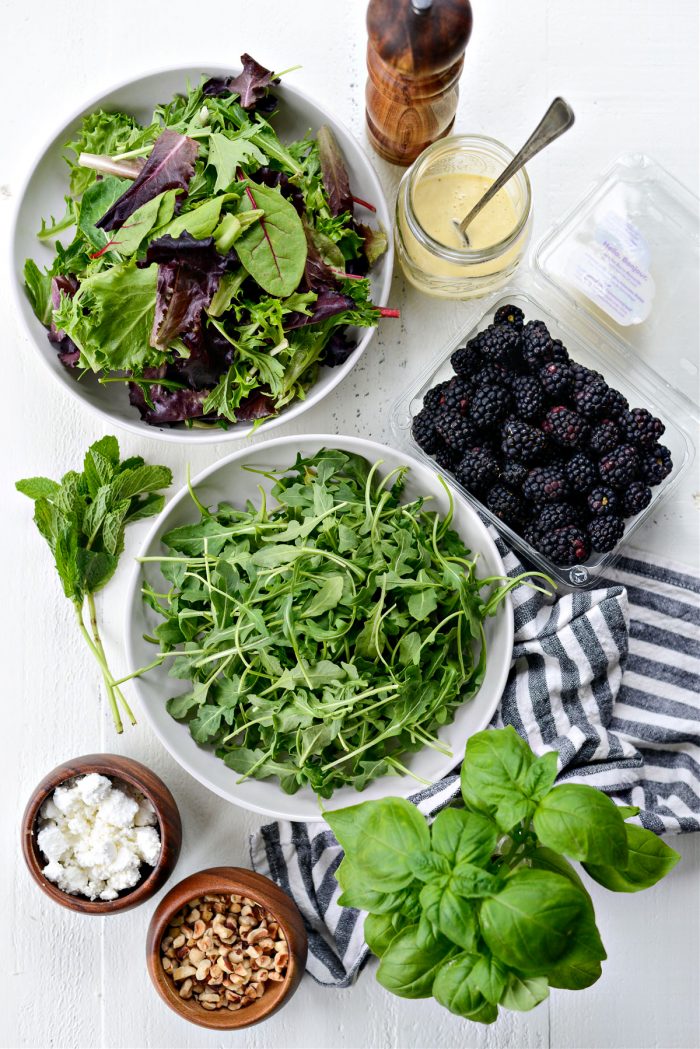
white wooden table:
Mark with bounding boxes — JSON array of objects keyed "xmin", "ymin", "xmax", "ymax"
[{"xmin": 3, "ymin": 1, "xmax": 699, "ymax": 1046}]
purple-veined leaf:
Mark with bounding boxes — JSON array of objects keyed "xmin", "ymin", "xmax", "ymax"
[
  {"xmin": 138, "ymin": 233, "xmax": 230, "ymax": 350},
  {"xmin": 203, "ymin": 54, "xmax": 280, "ymax": 110},
  {"xmin": 96, "ymin": 130, "xmax": 199, "ymax": 232},
  {"xmin": 317, "ymin": 125, "xmax": 353, "ymax": 217}
]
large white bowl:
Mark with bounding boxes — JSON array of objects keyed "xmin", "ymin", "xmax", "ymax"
[
  {"xmin": 11, "ymin": 67, "xmax": 393, "ymax": 443},
  {"xmin": 125, "ymin": 435, "xmax": 514, "ymax": 821}
]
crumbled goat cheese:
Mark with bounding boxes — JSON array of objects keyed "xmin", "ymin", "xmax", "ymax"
[{"xmin": 36, "ymin": 774, "xmax": 161, "ymax": 901}]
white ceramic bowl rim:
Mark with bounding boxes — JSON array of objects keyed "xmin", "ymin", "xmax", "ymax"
[
  {"xmin": 10, "ymin": 64, "xmax": 394, "ymax": 443},
  {"xmin": 124, "ymin": 434, "xmax": 514, "ymax": 821}
]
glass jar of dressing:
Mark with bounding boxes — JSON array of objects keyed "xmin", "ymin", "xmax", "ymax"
[{"xmin": 395, "ymin": 135, "xmax": 533, "ymax": 299}]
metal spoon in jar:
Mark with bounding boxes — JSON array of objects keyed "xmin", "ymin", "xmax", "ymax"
[{"xmin": 453, "ymin": 97, "xmax": 575, "ymax": 247}]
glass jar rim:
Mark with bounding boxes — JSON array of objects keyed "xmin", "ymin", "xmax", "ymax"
[{"xmin": 403, "ymin": 134, "xmax": 532, "ymax": 264}]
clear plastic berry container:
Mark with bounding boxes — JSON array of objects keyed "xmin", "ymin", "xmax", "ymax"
[{"xmin": 392, "ymin": 154, "xmax": 699, "ymax": 588}]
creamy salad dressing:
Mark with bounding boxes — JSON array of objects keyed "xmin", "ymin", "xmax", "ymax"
[{"xmin": 412, "ymin": 172, "xmax": 518, "ymax": 253}]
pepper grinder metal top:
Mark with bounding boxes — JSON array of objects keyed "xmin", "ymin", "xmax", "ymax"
[{"xmin": 365, "ymin": 0, "xmax": 473, "ymax": 166}]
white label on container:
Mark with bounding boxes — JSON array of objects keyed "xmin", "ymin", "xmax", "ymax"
[{"xmin": 565, "ymin": 208, "xmax": 654, "ymax": 326}]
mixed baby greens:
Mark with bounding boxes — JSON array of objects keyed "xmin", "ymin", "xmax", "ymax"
[
  {"xmin": 141, "ymin": 449, "xmax": 542, "ymax": 796},
  {"xmin": 16, "ymin": 436, "xmax": 172, "ymax": 732},
  {"xmin": 327, "ymin": 727, "xmax": 680, "ymax": 1023},
  {"xmin": 24, "ymin": 55, "xmax": 390, "ymax": 429}
]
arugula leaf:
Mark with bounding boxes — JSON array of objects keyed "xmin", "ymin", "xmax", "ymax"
[
  {"xmin": 208, "ymin": 132, "xmax": 267, "ymax": 193},
  {"xmin": 16, "ymin": 436, "xmax": 172, "ymax": 732},
  {"xmin": 23, "ymin": 260, "xmax": 53, "ymax": 325}
]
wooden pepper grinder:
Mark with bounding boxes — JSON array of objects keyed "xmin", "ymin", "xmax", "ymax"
[{"xmin": 365, "ymin": 0, "xmax": 473, "ymax": 166}]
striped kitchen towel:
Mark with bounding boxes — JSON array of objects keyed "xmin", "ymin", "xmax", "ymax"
[{"xmin": 250, "ymin": 543, "xmax": 700, "ymax": 986}]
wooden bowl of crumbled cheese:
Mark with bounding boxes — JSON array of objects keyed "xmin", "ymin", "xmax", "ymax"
[{"xmin": 21, "ymin": 754, "xmax": 182, "ymax": 913}]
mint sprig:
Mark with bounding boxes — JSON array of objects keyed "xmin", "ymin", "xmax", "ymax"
[{"xmin": 16, "ymin": 435, "xmax": 172, "ymax": 732}]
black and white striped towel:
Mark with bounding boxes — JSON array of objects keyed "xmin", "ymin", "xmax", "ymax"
[{"xmin": 250, "ymin": 542, "xmax": 700, "ymax": 986}]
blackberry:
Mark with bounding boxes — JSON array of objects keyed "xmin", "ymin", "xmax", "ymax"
[
  {"xmin": 475, "ymin": 323, "xmax": 521, "ymax": 365},
  {"xmin": 550, "ymin": 339, "xmax": 570, "ymax": 365},
  {"xmin": 573, "ymin": 379, "xmax": 612, "ymax": 419},
  {"xmin": 451, "ymin": 344, "xmax": 482, "ymax": 378},
  {"xmin": 523, "ymin": 465, "xmax": 571, "ymax": 505},
  {"xmin": 412, "ymin": 408, "xmax": 443, "ymax": 454},
  {"xmin": 486, "ymin": 483, "xmax": 525, "ymax": 527},
  {"xmin": 423, "ymin": 382, "xmax": 448, "ymax": 412},
  {"xmin": 435, "ymin": 411, "xmax": 477, "ymax": 453},
  {"xmin": 521, "ymin": 320, "xmax": 555, "ymax": 368},
  {"xmin": 566, "ymin": 453, "xmax": 598, "ymax": 494},
  {"xmin": 571, "ymin": 363, "xmax": 605, "ymax": 389},
  {"xmin": 523, "ymin": 521, "xmax": 542, "ymax": 547},
  {"xmin": 500, "ymin": 460, "xmax": 528, "ymax": 491},
  {"xmin": 598, "ymin": 444, "xmax": 640, "ymax": 487},
  {"xmin": 622, "ymin": 481, "xmax": 653, "ymax": 517},
  {"xmin": 619, "ymin": 408, "xmax": 665, "ymax": 449},
  {"xmin": 439, "ymin": 377, "xmax": 471, "ymax": 414},
  {"xmin": 588, "ymin": 515, "xmax": 625, "ymax": 553},
  {"xmin": 589, "ymin": 419, "xmax": 621, "ymax": 456},
  {"xmin": 538, "ymin": 362, "xmax": 573, "ymax": 399},
  {"xmin": 501, "ymin": 419, "xmax": 547, "ymax": 463},
  {"xmin": 494, "ymin": 303, "xmax": 525, "ymax": 330},
  {"xmin": 469, "ymin": 384, "xmax": 511, "ymax": 429},
  {"xmin": 536, "ymin": 525, "xmax": 591, "ymax": 565},
  {"xmin": 454, "ymin": 447, "xmax": 500, "ymax": 494},
  {"xmin": 473, "ymin": 363, "xmax": 511, "ymax": 389},
  {"xmin": 606, "ymin": 388, "xmax": 630, "ymax": 417},
  {"xmin": 587, "ymin": 486, "xmax": 619, "ymax": 517},
  {"xmin": 433, "ymin": 444, "xmax": 457, "ymax": 471},
  {"xmin": 542, "ymin": 405, "xmax": 590, "ymax": 449},
  {"xmin": 511, "ymin": 375, "xmax": 545, "ymax": 421},
  {"xmin": 535, "ymin": 502, "xmax": 582, "ymax": 532},
  {"xmin": 640, "ymin": 444, "xmax": 673, "ymax": 485}
]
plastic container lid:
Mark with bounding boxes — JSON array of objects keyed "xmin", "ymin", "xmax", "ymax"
[
  {"xmin": 534, "ymin": 153, "xmax": 699, "ymax": 413},
  {"xmin": 392, "ymin": 153, "xmax": 699, "ymax": 589}
]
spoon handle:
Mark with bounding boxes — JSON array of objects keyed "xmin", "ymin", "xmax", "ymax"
[{"xmin": 457, "ymin": 97, "xmax": 575, "ymax": 238}]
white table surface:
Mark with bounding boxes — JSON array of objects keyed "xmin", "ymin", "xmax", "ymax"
[{"xmin": 2, "ymin": 1, "xmax": 699, "ymax": 1046}]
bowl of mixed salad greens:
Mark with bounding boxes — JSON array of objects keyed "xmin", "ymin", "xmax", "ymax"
[
  {"xmin": 124, "ymin": 436, "xmax": 530, "ymax": 821},
  {"xmin": 13, "ymin": 58, "xmax": 394, "ymax": 441}
]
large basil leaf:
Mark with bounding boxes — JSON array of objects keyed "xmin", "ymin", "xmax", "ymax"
[
  {"xmin": 499, "ymin": 972, "xmax": 550, "ymax": 1011},
  {"xmin": 236, "ymin": 180, "xmax": 307, "ymax": 296},
  {"xmin": 533, "ymin": 784, "xmax": 628, "ymax": 866},
  {"xmin": 420, "ymin": 880, "xmax": 478, "ymax": 952},
  {"xmin": 432, "ymin": 954, "xmax": 498, "ymax": 1023},
  {"xmin": 468, "ymin": 954, "xmax": 508, "ymax": 1004},
  {"xmin": 376, "ymin": 926, "xmax": 454, "ymax": 999},
  {"xmin": 546, "ymin": 907, "xmax": 606, "ymax": 989},
  {"xmin": 430, "ymin": 808, "xmax": 499, "ymax": 867},
  {"xmin": 583, "ymin": 824, "xmax": 680, "ymax": 892},
  {"xmin": 529, "ymin": 846, "xmax": 591, "ymax": 898},
  {"xmin": 353, "ymin": 799, "xmax": 430, "ymax": 890},
  {"xmin": 460, "ymin": 726, "xmax": 535, "ymax": 819},
  {"xmin": 479, "ymin": 869, "xmax": 588, "ymax": 975},
  {"xmin": 364, "ymin": 912, "xmax": 398, "ymax": 958}
]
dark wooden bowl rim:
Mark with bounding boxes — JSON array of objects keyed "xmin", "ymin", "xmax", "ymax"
[
  {"xmin": 21, "ymin": 753, "xmax": 182, "ymax": 915},
  {"xmin": 146, "ymin": 866, "xmax": 308, "ymax": 1030}
]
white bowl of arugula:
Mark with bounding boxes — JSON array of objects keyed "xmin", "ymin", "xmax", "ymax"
[
  {"xmin": 124, "ymin": 436, "xmax": 530, "ymax": 822},
  {"xmin": 12, "ymin": 58, "xmax": 394, "ymax": 441}
]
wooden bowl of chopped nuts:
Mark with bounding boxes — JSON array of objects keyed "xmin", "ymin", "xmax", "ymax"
[{"xmin": 146, "ymin": 867, "xmax": 308, "ymax": 1029}]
